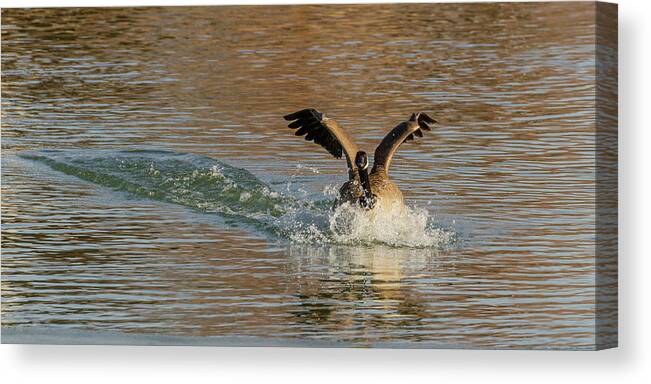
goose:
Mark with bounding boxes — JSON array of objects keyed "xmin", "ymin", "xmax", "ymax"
[{"xmin": 283, "ymin": 109, "xmax": 437, "ymax": 211}]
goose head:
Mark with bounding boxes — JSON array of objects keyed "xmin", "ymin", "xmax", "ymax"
[
  {"xmin": 355, "ymin": 151, "xmax": 376, "ymax": 209},
  {"xmin": 355, "ymin": 151, "xmax": 369, "ymax": 171}
]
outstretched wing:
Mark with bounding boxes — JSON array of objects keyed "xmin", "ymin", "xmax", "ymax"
[
  {"xmin": 283, "ymin": 108, "xmax": 359, "ymax": 174},
  {"xmin": 372, "ymin": 113, "xmax": 437, "ymax": 174}
]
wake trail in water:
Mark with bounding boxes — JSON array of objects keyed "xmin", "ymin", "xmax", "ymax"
[{"xmin": 20, "ymin": 149, "xmax": 455, "ymax": 248}]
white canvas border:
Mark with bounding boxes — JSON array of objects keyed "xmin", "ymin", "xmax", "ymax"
[{"xmin": 2, "ymin": 0, "xmax": 648, "ymax": 383}]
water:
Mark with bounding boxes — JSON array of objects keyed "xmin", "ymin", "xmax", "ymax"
[{"xmin": 1, "ymin": 3, "xmax": 616, "ymax": 349}]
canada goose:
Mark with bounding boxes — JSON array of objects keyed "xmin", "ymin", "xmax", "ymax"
[{"xmin": 283, "ymin": 109, "xmax": 437, "ymax": 210}]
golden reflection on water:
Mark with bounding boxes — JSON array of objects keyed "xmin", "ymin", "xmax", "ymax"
[{"xmin": 1, "ymin": 3, "xmax": 616, "ymax": 349}]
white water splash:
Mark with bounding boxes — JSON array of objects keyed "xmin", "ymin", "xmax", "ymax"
[
  {"xmin": 275, "ymin": 199, "xmax": 455, "ymax": 249},
  {"xmin": 328, "ymin": 202, "xmax": 455, "ymax": 248}
]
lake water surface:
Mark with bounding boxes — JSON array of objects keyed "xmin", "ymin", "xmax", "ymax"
[{"xmin": 1, "ymin": 3, "xmax": 617, "ymax": 349}]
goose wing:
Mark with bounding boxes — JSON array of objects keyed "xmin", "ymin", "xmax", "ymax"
[
  {"xmin": 283, "ymin": 108, "xmax": 359, "ymax": 175},
  {"xmin": 372, "ymin": 113, "xmax": 437, "ymax": 174}
]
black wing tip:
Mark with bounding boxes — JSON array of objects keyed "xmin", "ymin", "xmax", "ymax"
[
  {"xmin": 415, "ymin": 112, "xmax": 438, "ymax": 131},
  {"xmin": 283, "ymin": 110, "xmax": 303, "ymax": 121},
  {"xmin": 407, "ymin": 112, "xmax": 437, "ymax": 124},
  {"xmin": 419, "ymin": 112, "xmax": 438, "ymax": 123},
  {"xmin": 399, "ymin": 112, "xmax": 438, "ymax": 145},
  {"xmin": 283, "ymin": 108, "xmax": 322, "ymax": 122},
  {"xmin": 283, "ymin": 108, "xmax": 343, "ymax": 160}
]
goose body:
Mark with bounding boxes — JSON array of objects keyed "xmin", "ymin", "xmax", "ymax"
[
  {"xmin": 283, "ymin": 109, "xmax": 437, "ymax": 211},
  {"xmin": 337, "ymin": 169, "xmax": 403, "ymax": 209}
]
